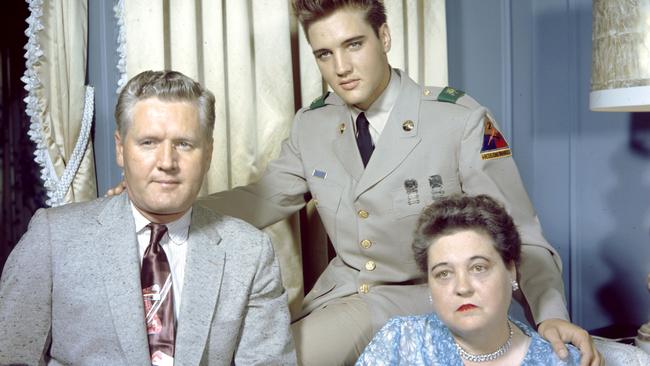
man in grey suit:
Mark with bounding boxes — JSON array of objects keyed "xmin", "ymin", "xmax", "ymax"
[
  {"xmin": 195, "ymin": 1, "xmax": 601, "ymax": 365},
  {"xmin": 0, "ymin": 71, "xmax": 296, "ymax": 365}
]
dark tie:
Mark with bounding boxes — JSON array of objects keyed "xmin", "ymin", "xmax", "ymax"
[
  {"xmin": 356, "ymin": 112, "xmax": 374, "ymax": 167},
  {"xmin": 141, "ymin": 223, "xmax": 175, "ymax": 364}
]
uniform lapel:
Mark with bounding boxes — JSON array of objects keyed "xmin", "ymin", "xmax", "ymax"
[
  {"xmin": 97, "ymin": 193, "xmax": 151, "ymax": 365},
  {"xmin": 354, "ymin": 73, "xmax": 422, "ymax": 199},
  {"xmin": 326, "ymin": 92, "xmax": 364, "ymax": 182},
  {"xmin": 174, "ymin": 206, "xmax": 224, "ymax": 365}
]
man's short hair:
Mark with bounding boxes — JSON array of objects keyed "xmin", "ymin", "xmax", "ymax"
[
  {"xmin": 412, "ymin": 194, "xmax": 522, "ymax": 274},
  {"xmin": 115, "ymin": 70, "xmax": 216, "ymax": 139},
  {"xmin": 292, "ymin": 0, "xmax": 387, "ymax": 40}
]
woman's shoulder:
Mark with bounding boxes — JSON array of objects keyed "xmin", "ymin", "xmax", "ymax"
[{"xmin": 514, "ymin": 319, "xmax": 581, "ymax": 365}]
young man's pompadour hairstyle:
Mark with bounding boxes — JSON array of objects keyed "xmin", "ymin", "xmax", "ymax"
[{"xmin": 292, "ymin": 0, "xmax": 387, "ymax": 41}]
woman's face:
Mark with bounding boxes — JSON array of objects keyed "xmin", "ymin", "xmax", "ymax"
[{"xmin": 427, "ymin": 229, "xmax": 515, "ymax": 337}]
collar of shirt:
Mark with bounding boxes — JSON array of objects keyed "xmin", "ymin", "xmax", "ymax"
[
  {"xmin": 131, "ymin": 204, "xmax": 192, "ymax": 245},
  {"xmin": 350, "ymin": 68, "xmax": 401, "ymax": 144}
]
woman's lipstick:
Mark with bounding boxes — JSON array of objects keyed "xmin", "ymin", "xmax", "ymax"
[{"xmin": 457, "ymin": 304, "xmax": 477, "ymax": 312}]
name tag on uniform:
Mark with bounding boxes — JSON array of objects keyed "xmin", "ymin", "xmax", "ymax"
[{"xmin": 312, "ymin": 169, "xmax": 327, "ymax": 179}]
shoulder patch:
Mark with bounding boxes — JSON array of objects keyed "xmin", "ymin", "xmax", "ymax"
[
  {"xmin": 309, "ymin": 92, "xmax": 330, "ymax": 110},
  {"xmin": 480, "ymin": 115, "xmax": 512, "ymax": 160},
  {"xmin": 437, "ymin": 87, "xmax": 465, "ymax": 104}
]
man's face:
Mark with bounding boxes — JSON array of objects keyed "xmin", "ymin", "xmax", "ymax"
[
  {"xmin": 308, "ymin": 7, "xmax": 391, "ymax": 110},
  {"xmin": 115, "ymin": 98, "xmax": 212, "ymax": 223}
]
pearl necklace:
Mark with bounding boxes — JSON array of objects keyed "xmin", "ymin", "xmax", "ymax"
[{"xmin": 454, "ymin": 322, "xmax": 514, "ymax": 363}]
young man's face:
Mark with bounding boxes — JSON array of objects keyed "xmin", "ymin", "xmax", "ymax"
[{"xmin": 307, "ymin": 7, "xmax": 391, "ymax": 110}]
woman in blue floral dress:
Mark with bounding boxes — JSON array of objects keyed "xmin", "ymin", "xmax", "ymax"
[{"xmin": 357, "ymin": 194, "xmax": 580, "ymax": 365}]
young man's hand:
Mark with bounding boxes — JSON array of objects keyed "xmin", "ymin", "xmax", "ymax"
[
  {"xmin": 538, "ymin": 318, "xmax": 602, "ymax": 366},
  {"xmin": 105, "ymin": 180, "xmax": 126, "ymax": 196}
]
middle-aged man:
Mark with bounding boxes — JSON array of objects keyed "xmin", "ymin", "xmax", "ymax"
[
  {"xmin": 193, "ymin": 1, "xmax": 601, "ymax": 365},
  {"xmin": 0, "ymin": 71, "xmax": 296, "ymax": 365}
]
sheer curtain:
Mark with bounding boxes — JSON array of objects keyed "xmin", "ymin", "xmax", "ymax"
[
  {"xmin": 116, "ymin": 0, "xmax": 447, "ymax": 317},
  {"xmin": 23, "ymin": 0, "xmax": 97, "ymax": 207}
]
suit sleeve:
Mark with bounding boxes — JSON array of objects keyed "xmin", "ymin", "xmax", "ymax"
[
  {"xmin": 234, "ymin": 233, "xmax": 297, "ymax": 365},
  {"xmin": 458, "ymin": 106, "xmax": 570, "ymax": 324},
  {"xmin": 198, "ymin": 111, "xmax": 310, "ymax": 229},
  {"xmin": 0, "ymin": 209, "xmax": 52, "ymax": 365}
]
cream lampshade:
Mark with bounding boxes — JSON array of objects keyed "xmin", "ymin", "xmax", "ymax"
[{"xmin": 590, "ymin": 0, "xmax": 650, "ymax": 111}]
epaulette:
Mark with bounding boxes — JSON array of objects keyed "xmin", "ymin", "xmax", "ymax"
[
  {"xmin": 437, "ymin": 86, "xmax": 465, "ymax": 103},
  {"xmin": 309, "ymin": 92, "xmax": 330, "ymax": 110},
  {"xmin": 422, "ymin": 86, "xmax": 481, "ymax": 110}
]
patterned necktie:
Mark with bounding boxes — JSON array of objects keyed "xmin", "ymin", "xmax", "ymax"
[
  {"xmin": 356, "ymin": 112, "xmax": 374, "ymax": 167},
  {"xmin": 141, "ymin": 223, "xmax": 175, "ymax": 365}
]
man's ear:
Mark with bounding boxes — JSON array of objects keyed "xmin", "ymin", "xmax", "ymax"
[
  {"xmin": 114, "ymin": 130, "xmax": 124, "ymax": 168},
  {"xmin": 379, "ymin": 23, "xmax": 391, "ymax": 53},
  {"xmin": 205, "ymin": 139, "xmax": 214, "ymax": 169}
]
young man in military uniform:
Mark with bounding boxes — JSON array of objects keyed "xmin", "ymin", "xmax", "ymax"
[{"xmin": 110, "ymin": 1, "xmax": 600, "ymax": 365}]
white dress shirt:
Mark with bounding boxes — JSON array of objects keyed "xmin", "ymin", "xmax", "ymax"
[
  {"xmin": 131, "ymin": 203, "xmax": 190, "ymax": 320},
  {"xmin": 350, "ymin": 68, "xmax": 401, "ymax": 144}
]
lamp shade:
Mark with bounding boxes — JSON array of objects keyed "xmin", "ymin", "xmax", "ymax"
[{"xmin": 590, "ymin": 0, "xmax": 650, "ymax": 112}]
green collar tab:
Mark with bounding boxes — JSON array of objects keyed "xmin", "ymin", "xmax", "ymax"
[
  {"xmin": 309, "ymin": 92, "xmax": 330, "ymax": 110},
  {"xmin": 437, "ymin": 87, "xmax": 465, "ymax": 104}
]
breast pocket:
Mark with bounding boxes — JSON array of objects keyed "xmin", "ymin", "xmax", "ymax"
[{"xmin": 392, "ymin": 174, "xmax": 460, "ymax": 219}]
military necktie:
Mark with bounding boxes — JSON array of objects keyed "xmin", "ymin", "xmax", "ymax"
[
  {"xmin": 356, "ymin": 112, "xmax": 374, "ymax": 167},
  {"xmin": 141, "ymin": 223, "xmax": 175, "ymax": 364}
]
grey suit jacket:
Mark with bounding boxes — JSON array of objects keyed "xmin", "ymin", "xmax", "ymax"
[
  {"xmin": 199, "ymin": 69, "xmax": 568, "ymax": 330},
  {"xmin": 0, "ymin": 193, "xmax": 296, "ymax": 365}
]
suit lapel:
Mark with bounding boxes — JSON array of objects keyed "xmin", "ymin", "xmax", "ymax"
[
  {"xmin": 354, "ymin": 74, "xmax": 422, "ymax": 199},
  {"xmin": 97, "ymin": 193, "xmax": 151, "ymax": 365},
  {"xmin": 174, "ymin": 206, "xmax": 224, "ymax": 365}
]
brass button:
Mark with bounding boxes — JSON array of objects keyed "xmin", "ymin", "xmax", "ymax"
[
  {"xmin": 360, "ymin": 239, "xmax": 372, "ymax": 249},
  {"xmin": 358, "ymin": 210, "xmax": 369, "ymax": 219},
  {"xmin": 359, "ymin": 283, "xmax": 369, "ymax": 294},
  {"xmin": 402, "ymin": 120, "xmax": 414, "ymax": 131},
  {"xmin": 365, "ymin": 261, "xmax": 376, "ymax": 271}
]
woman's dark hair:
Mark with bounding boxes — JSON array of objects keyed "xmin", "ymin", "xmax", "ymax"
[{"xmin": 412, "ymin": 194, "xmax": 521, "ymax": 273}]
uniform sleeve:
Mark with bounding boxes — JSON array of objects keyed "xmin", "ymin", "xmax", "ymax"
[
  {"xmin": 0, "ymin": 208, "xmax": 52, "ymax": 365},
  {"xmin": 234, "ymin": 233, "xmax": 298, "ymax": 365},
  {"xmin": 198, "ymin": 110, "xmax": 309, "ymax": 229},
  {"xmin": 458, "ymin": 106, "xmax": 569, "ymax": 323}
]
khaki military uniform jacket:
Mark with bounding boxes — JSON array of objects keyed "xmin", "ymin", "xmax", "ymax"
[{"xmin": 200, "ymin": 69, "xmax": 569, "ymax": 331}]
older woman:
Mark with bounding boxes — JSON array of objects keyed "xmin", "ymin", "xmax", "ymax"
[{"xmin": 356, "ymin": 194, "xmax": 580, "ymax": 365}]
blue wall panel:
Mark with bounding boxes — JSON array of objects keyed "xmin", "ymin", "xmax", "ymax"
[{"xmin": 447, "ymin": 0, "xmax": 650, "ymax": 332}]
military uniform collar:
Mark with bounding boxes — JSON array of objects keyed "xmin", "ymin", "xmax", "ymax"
[{"xmin": 350, "ymin": 68, "xmax": 401, "ymax": 137}]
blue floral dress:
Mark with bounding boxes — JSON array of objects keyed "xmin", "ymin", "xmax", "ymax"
[{"xmin": 356, "ymin": 313, "xmax": 581, "ymax": 365}]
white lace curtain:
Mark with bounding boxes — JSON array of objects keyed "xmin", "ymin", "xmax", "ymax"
[
  {"xmin": 24, "ymin": 0, "xmax": 97, "ymax": 207},
  {"xmin": 116, "ymin": 0, "xmax": 448, "ymax": 316}
]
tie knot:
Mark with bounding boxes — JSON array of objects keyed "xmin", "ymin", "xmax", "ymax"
[
  {"xmin": 356, "ymin": 112, "xmax": 370, "ymax": 132},
  {"xmin": 147, "ymin": 223, "xmax": 168, "ymax": 248}
]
